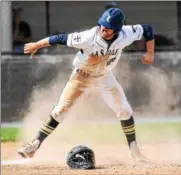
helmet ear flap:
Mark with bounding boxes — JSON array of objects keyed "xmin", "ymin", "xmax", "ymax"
[{"xmin": 115, "ymin": 17, "xmax": 125, "ymax": 33}]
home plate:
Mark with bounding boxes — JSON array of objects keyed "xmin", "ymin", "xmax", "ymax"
[{"xmin": 1, "ymin": 158, "xmax": 34, "ymax": 165}]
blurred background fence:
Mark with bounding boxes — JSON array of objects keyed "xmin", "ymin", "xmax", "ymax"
[
  {"xmin": 2, "ymin": 52, "xmax": 181, "ymax": 122},
  {"xmin": 1, "ymin": 1, "xmax": 181, "ymax": 122},
  {"xmin": 1, "ymin": 1, "xmax": 181, "ymax": 53}
]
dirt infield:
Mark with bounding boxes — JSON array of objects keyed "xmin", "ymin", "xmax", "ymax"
[{"xmin": 2, "ymin": 142, "xmax": 181, "ymax": 175}]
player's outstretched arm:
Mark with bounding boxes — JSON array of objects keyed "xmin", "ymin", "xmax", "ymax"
[
  {"xmin": 141, "ymin": 24, "xmax": 155, "ymax": 64},
  {"xmin": 24, "ymin": 33, "xmax": 68, "ymax": 59},
  {"xmin": 24, "ymin": 37, "xmax": 50, "ymax": 59}
]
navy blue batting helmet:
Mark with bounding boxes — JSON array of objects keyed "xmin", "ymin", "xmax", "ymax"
[{"xmin": 98, "ymin": 8, "xmax": 125, "ymax": 33}]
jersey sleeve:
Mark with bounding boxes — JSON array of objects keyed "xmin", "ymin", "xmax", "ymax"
[
  {"xmin": 123, "ymin": 24, "xmax": 144, "ymax": 46},
  {"xmin": 67, "ymin": 28, "xmax": 95, "ymax": 49}
]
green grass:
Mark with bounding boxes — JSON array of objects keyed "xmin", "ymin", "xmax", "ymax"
[
  {"xmin": 1, "ymin": 122, "xmax": 181, "ymax": 143},
  {"xmin": 55, "ymin": 122, "xmax": 181, "ymax": 144},
  {"xmin": 1, "ymin": 128, "xmax": 20, "ymax": 142}
]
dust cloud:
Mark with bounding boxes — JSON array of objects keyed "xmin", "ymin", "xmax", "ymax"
[{"xmin": 17, "ymin": 59, "xmax": 181, "ymax": 166}]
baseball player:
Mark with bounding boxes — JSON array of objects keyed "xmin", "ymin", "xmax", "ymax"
[{"xmin": 18, "ymin": 8, "xmax": 154, "ymax": 163}]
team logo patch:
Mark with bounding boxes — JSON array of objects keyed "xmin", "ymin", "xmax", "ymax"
[
  {"xmin": 106, "ymin": 15, "xmax": 111, "ymax": 23},
  {"xmin": 73, "ymin": 35, "xmax": 81, "ymax": 42}
]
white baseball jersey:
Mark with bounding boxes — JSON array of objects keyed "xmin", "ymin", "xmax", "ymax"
[
  {"xmin": 51, "ymin": 25, "xmax": 144, "ymax": 121},
  {"xmin": 67, "ymin": 25, "xmax": 143, "ymax": 76}
]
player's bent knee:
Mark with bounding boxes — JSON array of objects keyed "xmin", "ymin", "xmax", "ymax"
[
  {"xmin": 50, "ymin": 104, "xmax": 72, "ymax": 122},
  {"xmin": 117, "ymin": 108, "xmax": 133, "ymax": 120}
]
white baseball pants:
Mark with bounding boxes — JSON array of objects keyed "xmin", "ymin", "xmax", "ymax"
[{"xmin": 51, "ymin": 69, "xmax": 133, "ymax": 122}]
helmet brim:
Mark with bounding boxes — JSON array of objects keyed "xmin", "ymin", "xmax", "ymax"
[{"xmin": 98, "ymin": 19, "xmax": 115, "ymax": 30}]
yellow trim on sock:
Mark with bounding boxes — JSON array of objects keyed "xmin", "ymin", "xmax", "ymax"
[
  {"xmin": 125, "ymin": 131, "xmax": 135, "ymax": 135},
  {"xmin": 40, "ymin": 129, "xmax": 49, "ymax": 135},
  {"xmin": 43, "ymin": 123, "xmax": 54, "ymax": 130},
  {"xmin": 122, "ymin": 124, "xmax": 135, "ymax": 129},
  {"xmin": 41, "ymin": 125, "xmax": 53, "ymax": 134},
  {"xmin": 123, "ymin": 127, "xmax": 135, "ymax": 133}
]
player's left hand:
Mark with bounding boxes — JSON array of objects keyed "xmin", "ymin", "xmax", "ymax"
[{"xmin": 141, "ymin": 52, "xmax": 154, "ymax": 64}]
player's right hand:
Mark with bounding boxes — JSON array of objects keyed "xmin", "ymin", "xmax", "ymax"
[
  {"xmin": 141, "ymin": 52, "xmax": 154, "ymax": 64},
  {"xmin": 24, "ymin": 42, "xmax": 38, "ymax": 59}
]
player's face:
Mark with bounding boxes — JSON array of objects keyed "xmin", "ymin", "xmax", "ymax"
[{"xmin": 100, "ymin": 25, "xmax": 115, "ymax": 40}]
